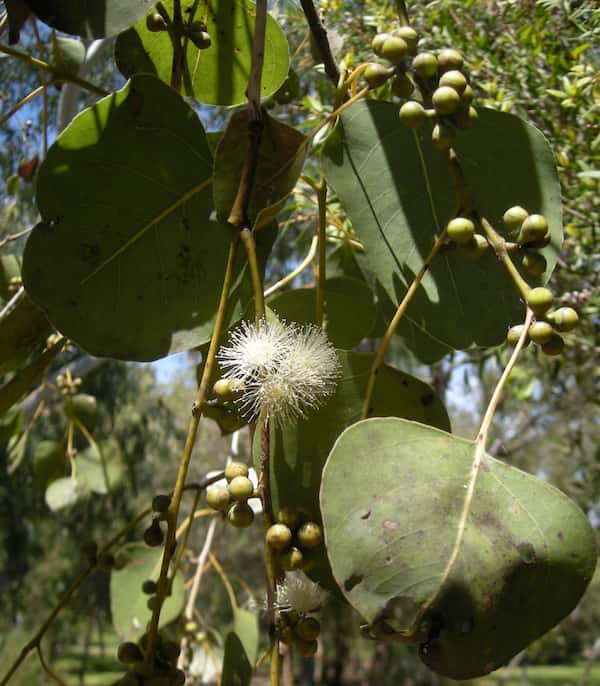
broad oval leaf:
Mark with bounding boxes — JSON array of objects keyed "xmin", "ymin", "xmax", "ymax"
[
  {"xmin": 214, "ymin": 109, "xmax": 307, "ymax": 227},
  {"xmin": 27, "ymin": 0, "xmax": 152, "ymax": 38},
  {"xmin": 221, "ymin": 632, "xmax": 252, "ymax": 686},
  {"xmin": 23, "ymin": 74, "xmax": 253, "ymax": 361},
  {"xmin": 110, "ymin": 543, "xmax": 185, "ymax": 641},
  {"xmin": 320, "ymin": 418, "xmax": 597, "ymax": 679},
  {"xmin": 115, "ymin": 0, "xmax": 289, "ymax": 106},
  {"xmin": 268, "ymin": 277, "xmax": 375, "ymax": 349},
  {"xmin": 322, "ymin": 102, "xmax": 562, "ymax": 362},
  {"xmin": 269, "ymin": 351, "xmax": 450, "ymax": 590},
  {"xmin": 45, "ymin": 476, "xmax": 81, "ymax": 511},
  {"xmin": 77, "ymin": 442, "xmax": 124, "ymax": 494},
  {"xmin": 0, "ymin": 289, "xmax": 51, "ymax": 374},
  {"xmin": 34, "ymin": 439, "xmax": 67, "ymax": 487}
]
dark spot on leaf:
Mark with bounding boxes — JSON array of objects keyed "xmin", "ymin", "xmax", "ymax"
[
  {"xmin": 401, "ymin": 379, "xmax": 409, "ymax": 387},
  {"xmin": 385, "ymin": 556, "xmax": 392, "ymax": 564},
  {"xmin": 516, "ymin": 542, "xmax": 536, "ymax": 564},
  {"xmin": 557, "ymin": 531, "xmax": 564, "ymax": 540},
  {"xmin": 79, "ymin": 243, "xmax": 101, "ymax": 264},
  {"xmin": 420, "ymin": 393, "xmax": 434, "ymax": 406},
  {"xmin": 361, "ymin": 510, "xmax": 371, "ymax": 520},
  {"xmin": 344, "ymin": 574, "xmax": 363, "ymax": 592},
  {"xmin": 459, "ymin": 617, "xmax": 474, "ymax": 635}
]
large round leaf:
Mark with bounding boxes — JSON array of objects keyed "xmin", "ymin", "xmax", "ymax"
[
  {"xmin": 322, "ymin": 102, "xmax": 562, "ymax": 362},
  {"xmin": 268, "ymin": 277, "xmax": 376, "ymax": 349},
  {"xmin": 110, "ymin": 543, "xmax": 185, "ymax": 641},
  {"xmin": 115, "ymin": 0, "xmax": 289, "ymax": 106},
  {"xmin": 23, "ymin": 74, "xmax": 254, "ymax": 361},
  {"xmin": 27, "ymin": 0, "xmax": 152, "ymax": 38},
  {"xmin": 321, "ymin": 418, "xmax": 597, "ymax": 679},
  {"xmin": 269, "ymin": 351, "xmax": 450, "ymax": 590}
]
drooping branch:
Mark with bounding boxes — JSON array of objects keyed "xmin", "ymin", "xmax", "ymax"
[{"xmin": 299, "ymin": 0, "xmax": 340, "ymax": 86}]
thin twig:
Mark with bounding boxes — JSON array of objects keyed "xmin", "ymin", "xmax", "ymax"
[
  {"xmin": 0, "ymin": 84, "xmax": 47, "ymax": 128},
  {"xmin": 298, "ymin": 0, "xmax": 340, "ymax": 85},
  {"xmin": 361, "ymin": 231, "xmax": 448, "ymax": 419},
  {"xmin": 36, "ymin": 645, "xmax": 66, "ymax": 686},
  {"xmin": 29, "ymin": 17, "xmax": 48, "ymax": 154},
  {"xmin": 209, "ymin": 553, "xmax": 238, "ymax": 610},
  {"xmin": 315, "ymin": 179, "xmax": 327, "ymax": 327},
  {"xmin": 0, "ymin": 227, "xmax": 33, "ymax": 248},
  {"xmin": 264, "ymin": 236, "xmax": 318, "ymax": 297}
]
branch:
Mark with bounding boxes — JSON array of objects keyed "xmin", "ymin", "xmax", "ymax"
[{"xmin": 299, "ymin": 0, "xmax": 340, "ymax": 85}]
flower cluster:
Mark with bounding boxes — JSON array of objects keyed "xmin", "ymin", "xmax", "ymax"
[{"xmin": 217, "ymin": 318, "xmax": 339, "ymax": 424}]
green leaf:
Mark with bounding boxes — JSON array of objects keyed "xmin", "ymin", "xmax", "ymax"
[
  {"xmin": 322, "ymin": 102, "xmax": 562, "ymax": 362},
  {"xmin": 0, "ymin": 253, "xmax": 21, "ymax": 301},
  {"xmin": 268, "ymin": 277, "xmax": 376, "ymax": 349},
  {"xmin": 233, "ymin": 608, "xmax": 259, "ymax": 666},
  {"xmin": 214, "ymin": 109, "xmax": 308, "ymax": 227},
  {"xmin": 45, "ymin": 477, "xmax": 81, "ymax": 511},
  {"xmin": 269, "ymin": 350, "xmax": 450, "ymax": 590},
  {"xmin": 23, "ymin": 74, "xmax": 258, "ymax": 362},
  {"xmin": 320, "ymin": 418, "xmax": 597, "ymax": 679},
  {"xmin": 76, "ymin": 442, "xmax": 124, "ymax": 494},
  {"xmin": 221, "ymin": 633, "xmax": 252, "ymax": 686},
  {"xmin": 26, "ymin": 0, "xmax": 151, "ymax": 38},
  {"xmin": 0, "ymin": 290, "xmax": 51, "ymax": 374},
  {"xmin": 110, "ymin": 543, "xmax": 185, "ymax": 641},
  {"xmin": 34, "ymin": 439, "xmax": 67, "ymax": 487},
  {"xmin": 64, "ymin": 393, "xmax": 98, "ymax": 432},
  {"xmin": 115, "ymin": 0, "xmax": 289, "ymax": 106}
]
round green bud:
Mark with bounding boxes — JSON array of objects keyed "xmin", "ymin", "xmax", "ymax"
[
  {"xmin": 147, "ymin": 596, "xmax": 160, "ymax": 611},
  {"xmin": 279, "ymin": 625, "xmax": 295, "ymax": 644},
  {"xmin": 227, "ymin": 502, "xmax": 254, "ymax": 528},
  {"xmin": 143, "ymin": 520, "xmax": 164, "ymax": 548},
  {"xmin": 412, "ymin": 52, "xmax": 438, "ymax": 79},
  {"xmin": 117, "ymin": 641, "xmax": 144, "ymax": 664},
  {"xmin": 277, "ymin": 507, "xmax": 302, "ymax": 531},
  {"xmin": 399, "ymin": 101, "xmax": 426, "ymax": 128},
  {"xmin": 518, "ymin": 214, "xmax": 549, "ymax": 244},
  {"xmin": 281, "ymin": 546, "xmax": 305, "ymax": 571},
  {"xmin": 363, "ymin": 63, "xmax": 394, "ymax": 89},
  {"xmin": 152, "ymin": 494, "xmax": 171, "ymax": 513},
  {"xmin": 506, "ymin": 324, "xmax": 530, "ymax": 347},
  {"xmin": 295, "ymin": 617, "xmax": 321, "ymax": 642},
  {"xmin": 391, "ymin": 73, "xmax": 415, "ymax": 98},
  {"xmin": 206, "ymin": 483, "xmax": 231, "ymax": 511},
  {"xmin": 160, "ymin": 641, "xmax": 180, "ymax": 663},
  {"xmin": 295, "ymin": 638, "xmax": 318, "ymax": 657},
  {"xmin": 526, "ymin": 287, "xmax": 553, "ymax": 316},
  {"xmin": 381, "ymin": 36, "xmax": 409, "ymax": 64},
  {"xmin": 371, "ymin": 33, "xmax": 390, "ymax": 56},
  {"xmin": 437, "ymin": 48, "xmax": 463, "ymax": 72},
  {"xmin": 526, "ymin": 230, "xmax": 551, "ymax": 250},
  {"xmin": 541, "ymin": 333, "xmax": 565, "ymax": 356},
  {"xmin": 439, "ymin": 69, "xmax": 468, "ymax": 94},
  {"xmin": 432, "ymin": 86, "xmax": 461, "ymax": 115},
  {"xmin": 446, "ymin": 217, "xmax": 475, "ymax": 244},
  {"xmin": 547, "ymin": 307, "xmax": 579, "ymax": 332},
  {"xmin": 528, "ymin": 321, "xmax": 554, "ymax": 344},
  {"xmin": 461, "ymin": 84, "xmax": 474, "ymax": 105},
  {"xmin": 146, "ymin": 12, "xmax": 167, "ymax": 32},
  {"xmin": 213, "ymin": 378, "xmax": 240, "ymax": 402},
  {"xmin": 142, "ymin": 579, "xmax": 157, "ymax": 595},
  {"xmin": 185, "ymin": 621, "xmax": 198, "ymax": 633},
  {"xmin": 228, "ymin": 475, "xmax": 254, "ymax": 501},
  {"xmin": 266, "ymin": 523, "xmax": 293, "ymax": 551},
  {"xmin": 462, "ymin": 234, "xmax": 489, "ymax": 261},
  {"xmin": 394, "ymin": 26, "xmax": 418, "ymax": 52},
  {"xmin": 431, "ymin": 122, "xmax": 455, "ymax": 150},
  {"xmin": 502, "ymin": 206, "xmax": 529, "ymax": 233},
  {"xmin": 171, "ymin": 669, "xmax": 186, "ymax": 686},
  {"xmin": 297, "ymin": 522, "xmax": 323, "ymax": 549},
  {"xmin": 522, "ymin": 252, "xmax": 547, "ymax": 277},
  {"xmin": 225, "ymin": 461, "xmax": 249, "ymax": 482},
  {"xmin": 188, "ymin": 29, "xmax": 212, "ymax": 50}
]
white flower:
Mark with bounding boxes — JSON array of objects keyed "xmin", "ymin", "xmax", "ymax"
[
  {"xmin": 217, "ymin": 319, "xmax": 339, "ymax": 425},
  {"xmin": 276, "ymin": 572, "xmax": 328, "ymax": 615}
]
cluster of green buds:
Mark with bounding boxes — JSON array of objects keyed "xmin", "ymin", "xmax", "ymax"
[
  {"xmin": 278, "ymin": 611, "xmax": 321, "ymax": 657},
  {"xmin": 363, "ymin": 26, "xmax": 419, "ymax": 92},
  {"xmin": 398, "ymin": 48, "xmax": 477, "ymax": 149},
  {"xmin": 145, "ymin": 11, "xmax": 212, "ymax": 50},
  {"xmin": 115, "ymin": 633, "xmax": 184, "ymax": 685},
  {"xmin": 206, "ymin": 462, "xmax": 257, "ymax": 528},
  {"xmin": 502, "ymin": 206, "xmax": 551, "ymax": 277},
  {"xmin": 507, "ymin": 291, "xmax": 578, "ymax": 356},
  {"xmin": 444, "ymin": 216, "xmax": 490, "ymax": 261},
  {"xmin": 266, "ymin": 507, "xmax": 323, "ymax": 572}
]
